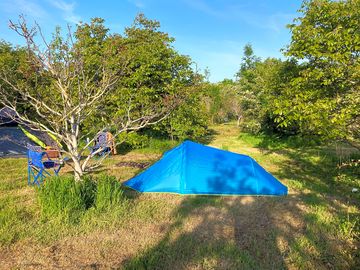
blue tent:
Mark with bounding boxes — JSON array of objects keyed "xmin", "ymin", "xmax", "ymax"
[{"xmin": 124, "ymin": 140, "xmax": 287, "ymax": 196}]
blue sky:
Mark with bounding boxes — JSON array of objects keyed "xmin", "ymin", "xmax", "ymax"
[{"xmin": 0, "ymin": 0, "xmax": 302, "ymax": 82}]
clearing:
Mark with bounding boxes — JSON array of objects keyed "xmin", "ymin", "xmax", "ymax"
[{"xmin": 0, "ymin": 123, "xmax": 359, "ymax": 269}]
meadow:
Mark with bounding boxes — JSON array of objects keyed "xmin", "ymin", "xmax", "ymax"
[{"xmin": 0, "ymin": 123, "xmax": 359, "ymax": 269}]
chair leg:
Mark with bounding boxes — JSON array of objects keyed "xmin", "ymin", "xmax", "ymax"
[
  {"xmin": 30, "ymin": 166, "xmax": 63, "ymax": 186},
  {"xmin": 29, "ymin": 167, "xmax": 44, "ymax": 185},
  {"xmin": 30, "ymin": 169, "xmax": 37, "ymax": 185},
  {"xmin": 28, "ymin": 165, "xmax": 31, "ymax": 185},
  {"xmin": 33, "ymin": 170, "xmax": 41, "ymax": 186},
  {"xmin": 54, "ymin": 166, "xmax": 61, "ymax": 176}
]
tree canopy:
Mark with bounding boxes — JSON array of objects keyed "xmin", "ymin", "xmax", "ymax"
[
  {"xmin": 0, "ymin": 14, "xmax": 201, "ymax": 179},
  {"xmin": 0, "ymin": 0, "xmax": 359, "ymax": 179},
  {"xmin": 281, "ymin": 0, "xmax": 360, "ymax": 140}
]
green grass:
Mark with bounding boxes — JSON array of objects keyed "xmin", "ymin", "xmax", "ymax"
[
  {"xmin": 118, "ymin": 135, "xmax": 180, "ymax": 155},
  {"xmin": 37, "ymin": 175, "xmax": 127, "ymax": 223},
  {"xmin": 133, "ymin": 137, "xmax": 180, "ymax": 154},
  {"xmin": 0, "ymin": 123, "xmax": 359, "ymax": 269},
  {"xmin": 238, "ymin": 132, "xmax": 322, "ymax": 149}
]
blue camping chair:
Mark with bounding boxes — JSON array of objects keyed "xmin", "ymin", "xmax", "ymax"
[
  {"xmin": 27, "ymin": 150, "xmax": 62, "ymax": 185},
  {"xmin": 89, "ymin": 132, "xmax": 111, "ymax": 158}
]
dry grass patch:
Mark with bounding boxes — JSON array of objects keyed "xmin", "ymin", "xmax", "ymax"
[{"xmin": 0, "ymin": 123, "xmax": 359, "ymax": 269}]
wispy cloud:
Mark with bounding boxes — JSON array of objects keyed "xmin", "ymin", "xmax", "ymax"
[
  {"xmin": 266, "ymin": 13, "xmax": 296, "ymax": 33},
  {"xmin": 175, "ymin": 35, "xmax": 285, "ymax": 82},
  {"xmin": 183, "ymin": 0, "xmax": 296, "ymax": 33},
  {"xmin": 127, "ymin": 0, "xmax": 145, "ymax": 9},
  {"xmin": 0, "ymin": 0, "xmax": 48, "ymax": 19},
  {"xmin": 47, "ymin": 0, "xmax": 81, "ymax": 24},
  {"xmin": 184, "ymin": 0, "xmax": 221, "ymax": 17}
]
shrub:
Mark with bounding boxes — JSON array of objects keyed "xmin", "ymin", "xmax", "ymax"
[
  {"xmin": 37, "ymin": 176, "xmax": 95, "ymax": 223},
  {"xmin": 239, "ymin": 120, "xmax": 262, "ymax": 134},
  {"xmin": 37, "ymin": 175, "xmax": 125, "ymax": 223}
]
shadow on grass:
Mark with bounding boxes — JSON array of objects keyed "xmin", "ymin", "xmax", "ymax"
[
  {"xmin": 122, "ymin": 192, "xmax": 354, "ymax": 269},
  {"xmin": 196, "ymin": 128, "xmax": 219, "ymax": 145},
  {"xmin": 120, "ymin": 135, "xmax": 359, "ymax": 269},
  {"xmin": 256, "ymin": 137, "xmax": 360, "ymax": 206}
]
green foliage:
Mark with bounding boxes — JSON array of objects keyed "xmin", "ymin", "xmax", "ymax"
[
  {"xmin": 203, "ymin": 83, "xmax": 223, "ymax": 123},
  {"xmin": 251, "ymin": 58, "xmax": 301, "ymax": 135},
  {"xmin": 118, "ymin": 132, "xmax": 150, "ymax": 149},
  {"xmin": 202, "ymin": 82, "xmax": 240, "ymax": 124},
  {"xmin": 37, "ymin": 175, "xmax": 125, "ymax": 223},
  {"xmin": 117, "ymin": 130, "xmax": 179, "ymax": 153},
  {"xmin": 235, "ymin": 44, "xmax": 267, "ymax": 132},
  {"xmin": 236, "ymin": 43, "xmax": 261, "ymax": 80},
  {"xmin": 283, "ymin": 0, "xmax": 360, "ymax": 140},
  {"xmin": 155, "ymin": 87, "xmax": 209, "ymax": 140},
  {"xmin": 86, "ymin": 14, "xmax": 200, "ymax": 135},
  {"xmin": 0, "ymin": 196, "xmax": 33, "ymax": 245},
  {"xmin": 0, "ymin": 41, "xmax": 35, "ymax": 115},
  {"xmin": 95, "ymin": 175, "xmax": 125, "ymax": 211},
  {"xmin": 37, "ymin": 176, "xmax": 96, "ymax": 222},
  {"xmin": 233, "ymin": 44, "xmax": 301, "ymax": 135},
  {"xmin": 75, "ymin": 14, "xmax": 205, "ymax": 145}
]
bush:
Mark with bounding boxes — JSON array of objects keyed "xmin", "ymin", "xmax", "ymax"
[
  {"xmin": 239, "ymin": 120, "xmax": 262, "ymax": 134},
  {"xmin": 37, "ymin": 175, "xmax": 126, "ymax": 223},
  {"xmin": 119, "ymin": 132, "xmax": 150, "ymax": 149}
]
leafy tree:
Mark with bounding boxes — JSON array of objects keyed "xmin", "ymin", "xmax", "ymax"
[
  {"xmin": 0, "ymin": 41, "xmax": 38, "ymax": 116},
  {"xmin": 87, "ymin": 14, "xmax": 199, "ymax": 134},
  {"xmin": 202, "ymin": 83, "xmax": 222, "ymax": 124},
  {"xmin": 236, "ymin": 43, "xmax": 261, "ymax": 80},
  {"xmin": 0, "ymin": 15, "xmax": 197, "ymax": 179},
  {"xmin": 281, "ymin": 0, "xmax": 360, "ymax": 141},
  {"xmin": 253, "ymin": 58, "xmax": 301, "ymax": 135},
  {"xmin": 155, "ymin": 86, "xmax": 209, "ymax": 140},
  {"xmin": 234, "ymin": 45, "xmax": 301, "ymax": 134},
  {"xmin": 234, "ymin": 44, "xmax": 263, "ymax": 132},
  {"xmin": 216, "ymin": 82, "xmax": 243, "ymax": 126}
]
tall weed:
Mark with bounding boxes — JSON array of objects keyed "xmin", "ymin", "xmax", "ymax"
[
  {"xmin": 37, "ymin": 175, "xmax": 126, "ymax": 224},
  {"xmin": 95, "ymin": 175, "xmax": 125, "ymax": 210}
]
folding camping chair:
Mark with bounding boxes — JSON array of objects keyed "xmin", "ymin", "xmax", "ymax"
[
  {"xmin": 27, "ymin": 149, "xmax": 62, "ymax": 185},
  {"xmin": 89, "ymin": 132, "xmax": 112, "ymax": 158}
]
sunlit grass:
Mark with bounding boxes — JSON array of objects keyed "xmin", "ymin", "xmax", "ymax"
[{"xmin": 0, "ymin": 123, "xmax": 359, "ymax": 269}]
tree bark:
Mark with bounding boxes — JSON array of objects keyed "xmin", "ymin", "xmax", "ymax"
[
  {"xmin": 72, "ymin": 157, "xmax": 83, "ymax": 181},
  {"xmin": 237, "ymin": 115, "xmax": 242, "ymax": 127}
]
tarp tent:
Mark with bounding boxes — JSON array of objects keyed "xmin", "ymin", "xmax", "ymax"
[
  {"xmin": 0, "ymin": 107, "xmax": 17, "ymax": 125},
  {"xmin": 0, "ymin": 107, "xmax": 56, "ymax": 157},
  {"xmin": 124, "ymin": 140, "xmax": 288, "ymax": 196}
]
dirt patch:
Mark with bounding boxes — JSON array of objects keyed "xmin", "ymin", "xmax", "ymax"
[
  {"xmin": 115, "ymin": 161, "xmax": 150, "ymax": 169},
  {"xmin": 0, "ymin": 222, "xmax": 170, "ymax": 270}
]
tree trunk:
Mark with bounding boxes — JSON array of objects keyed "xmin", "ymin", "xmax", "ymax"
[
  {"xmin": 72, "ymin": 156, "xmax": 83, "ymax": 181},
  {"xmin": 237, "ymin": 115, "xmax": 242, "ymax": 127},
  {"xmin": 68, "ymin": 129, "xmax": 84, "ymax": 181}
]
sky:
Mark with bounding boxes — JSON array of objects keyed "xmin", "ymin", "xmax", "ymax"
[{"xmin": 0, "ymin": 0, "xmax": 303, "ymax": 82}]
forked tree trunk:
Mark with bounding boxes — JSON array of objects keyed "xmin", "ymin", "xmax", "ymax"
[
  {"xmin": 67, "ymin": 132, "xmax": 84, "ymax": 181},
  {"xmin": 72, "ymin": 156, "xmax": 84, "ymax": 181}
]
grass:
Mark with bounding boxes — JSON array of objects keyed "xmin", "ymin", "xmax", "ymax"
[
  {"xmin": 0, "ymin": 123, "xmax": 359, "ymax": 269},
  {"xmin": 37, "ymin": 175, "xmax": 126, "ymax": 223}
]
